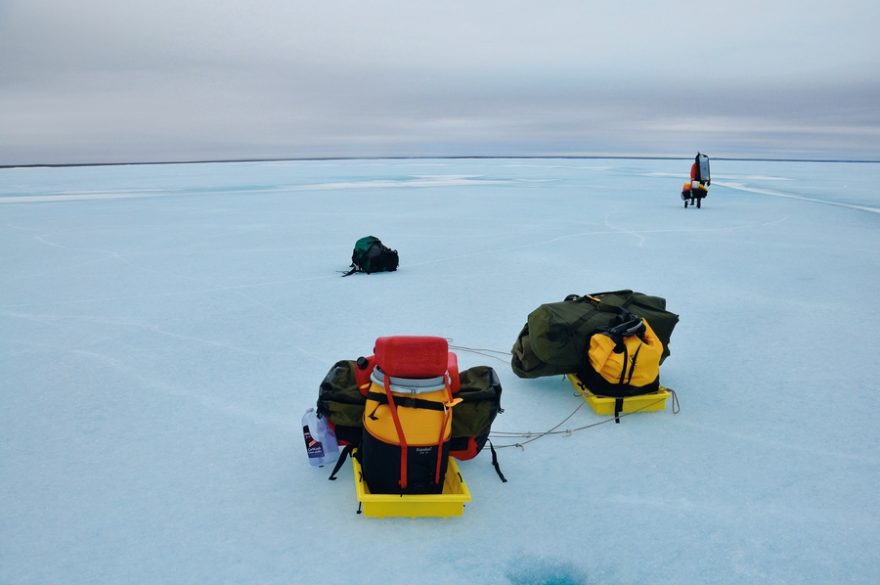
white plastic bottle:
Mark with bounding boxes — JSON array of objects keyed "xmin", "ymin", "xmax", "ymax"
[
  {"xmin": 315, "ymin": 411, "xmax": 339, "ymax": 460},
  {"xmin": 302, "ymin": 408, "xmax": 339, "ymax": 467}
]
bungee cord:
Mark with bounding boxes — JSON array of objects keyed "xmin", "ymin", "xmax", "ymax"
[
  {"xmin": 448, "ymin": 341, "xmax": 680, "ymax": 450},
  {"xmin": 446, "ymin": 341, "xmax": 512, "ymax": 364},
  {"xmin": 489, "ymin": 390, "xmax": 678, "ymax": 450}
]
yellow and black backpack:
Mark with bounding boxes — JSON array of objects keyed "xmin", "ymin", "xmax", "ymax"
[
  {"xmin": 360, "ymin": 336, "xmax": 458, "ymax": 494},
  {"xmin": 316, "ymin": 336, "xmax": 504, "ymax": 493}
]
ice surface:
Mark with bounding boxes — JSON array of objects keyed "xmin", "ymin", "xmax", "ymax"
[{"xmin": 2, "ymin": 158, "xmax": 879, "ymax": 585}]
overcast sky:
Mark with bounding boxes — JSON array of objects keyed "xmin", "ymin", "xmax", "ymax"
[{"xmin": 1, "ymin": 0, "xmax": 878, "ymax": 165}]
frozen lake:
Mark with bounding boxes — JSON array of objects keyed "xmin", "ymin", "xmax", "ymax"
[{"xmin": 2, "ymin": 157, "xmax": 879, "ymax": 585}]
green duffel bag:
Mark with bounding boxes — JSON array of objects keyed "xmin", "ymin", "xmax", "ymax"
[
  {"xmin": 316, "ymin": 360, "xmax": 366, "ymax": 446},
  {"xmin": 511, "ymin": 290, "xmax": 679, "ymax": 379}
]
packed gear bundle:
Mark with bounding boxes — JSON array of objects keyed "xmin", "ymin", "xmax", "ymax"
[
  {"xmin": 342, "ymin": 236, "xmax": 399, "ymax": 276},
  {"xmin": 512, "ymin": 290, "xmax": 678, "ymax": 379},
  {"xmin": 511, "ymin": 290, "xmax": 678, "ymax": 420},
  {"xmin": 316, "ymin": 336, "xmax": 503, "ymax": 495},
  {"xmin": 682, "ymin": 152, "xmax": 711, "ymax": 208}
]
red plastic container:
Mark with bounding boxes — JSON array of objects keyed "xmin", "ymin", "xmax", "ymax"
[{"xmin": 373, "ymin": 336, "xmax": 449, "ymax": 378}]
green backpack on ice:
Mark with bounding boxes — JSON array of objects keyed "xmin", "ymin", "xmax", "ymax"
[{"xmin": 342, "ymin": 236, "xmax": 399, "ymax": 276}]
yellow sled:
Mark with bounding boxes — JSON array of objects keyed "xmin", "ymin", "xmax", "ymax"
[
  {"xmin": 566, "ymin": 374, "xmax": 670, "ymax": 416},
  {"xmin": 352, "ymin": 450, "xmax": 471, "ymax": 518}
]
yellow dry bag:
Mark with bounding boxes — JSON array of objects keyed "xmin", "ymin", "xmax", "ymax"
[{"xmin": 578, "ymin": 313, "xmax": 663, "ymax": 400}]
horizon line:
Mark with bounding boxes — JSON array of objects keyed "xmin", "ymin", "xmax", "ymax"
[{"xmin": 3, "ymin": 154, "xmax": 879, "ymax": 170}]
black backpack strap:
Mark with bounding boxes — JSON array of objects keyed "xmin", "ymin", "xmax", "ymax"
[
  {"xmin": 328, "ymin": 444, "xmax": 354, "ymax": 480},
  {"xmin": 488, "ymin": 439, "xmax": 508, "ymax": 482},
  {"xmin": 365, "ymin": 391, "xmax": 447, "ymax": 414},
  {"xmin": 341, "ymin": 264, "xmax": 360, "ymax": 277}
]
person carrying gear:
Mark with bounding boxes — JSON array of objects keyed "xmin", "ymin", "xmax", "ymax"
[{"xmin": 682, "ymin": 152, "xmax": 711, "ymax": 208}]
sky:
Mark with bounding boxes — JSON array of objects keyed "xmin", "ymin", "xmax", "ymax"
[{"xmin": 1, "ymin": 0, "xmax": 879, "ymax": 166}]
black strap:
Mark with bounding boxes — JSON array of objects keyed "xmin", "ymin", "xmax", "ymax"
[
  {"xmin": 328, "ymin": 444, "xmax": 354, "ymax": 480},
  {"xmin": 488, "ymin": 439, "xmax": 508, "ymax": 482},
  {"xmin": 366, "ymin": 391, "xmax": 447, "ymax": 412},
  {"xmin": 616, "ymin": 341, "xmax": 629, "ymax": 385},
  {"xmin": 577, "ymin": 361, "xmax": 660, "ymax": 398},
  {"xmin": 614, "ymin": 398, "xmax": 624, "ymax": 423},
  {"xmin": 626, "ymin": 344, "xmax": 642, "ymax": 385},
  {"xmin": 341, "ymin": 265, "xmax": 360, "ymax": 277}
]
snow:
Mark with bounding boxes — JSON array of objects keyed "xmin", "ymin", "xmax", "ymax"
[{"xmin": 2, "ymin": 157, "xmax": 879, "ymax": 585}]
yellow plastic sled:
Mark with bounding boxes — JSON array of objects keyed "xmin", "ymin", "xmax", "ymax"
[
  {"xmin": 351, "ymin": 450, "xmax": 471, "ymax": 518},
  {"xmin": 566, "ymin": 374, "xmax": 671, "ymax": 416}
]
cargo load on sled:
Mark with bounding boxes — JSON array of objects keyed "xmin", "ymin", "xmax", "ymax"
[
  {"xmin": 511, "ymin": 290, "xmax": 679, "ymax": 420},
  {"xmin": 314, "ymin": 336, "xmax": 503, "ymax": 502}
]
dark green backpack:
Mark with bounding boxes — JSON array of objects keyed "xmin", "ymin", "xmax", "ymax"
[
  {"xmin": 511, "ymin": 290, "xmax": 679, "ymax": 379},
  {"xmin": 315, "ymin": 360, "xmax": 366, "ymax": 446},
  {"xmin": 342, "ymin": 236, "xmax": 399, "ymax": 276},
  {"xmin": 450, "ymin": 366, "xmax": 504, "ymax": 460}
]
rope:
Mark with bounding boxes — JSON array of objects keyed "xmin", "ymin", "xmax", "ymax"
[
  {"xmin": 490, "ymin": 401, "xmax": 586, "ymax": 449},
  {"xmin": 669, "ymin": 387, "xmax": 680, "ymax": 414},
  {"xmin": 446, "ymin": 340, "xmax": 512, "ymax": 364},
  {"xmin": 490, "ymin": 383, "xmax": 679, "ymax": 450},
  {"xmin": 446, "ymin": 341, "xmax": 682, "ymax": 449}
]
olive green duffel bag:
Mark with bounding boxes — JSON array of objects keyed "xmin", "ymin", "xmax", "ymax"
[{"xmin": 511, "ymin": 290, "xmax": 679, "ymax": 379}]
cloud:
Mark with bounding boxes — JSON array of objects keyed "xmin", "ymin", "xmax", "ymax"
[{"xmin": 2, "ymin": 0, "xmax": 879, "ymax": 164}]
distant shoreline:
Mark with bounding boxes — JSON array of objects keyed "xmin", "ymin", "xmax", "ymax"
[{"xmin": 2, "ymin": 154, "xmax": 879, "ymax": 169}]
